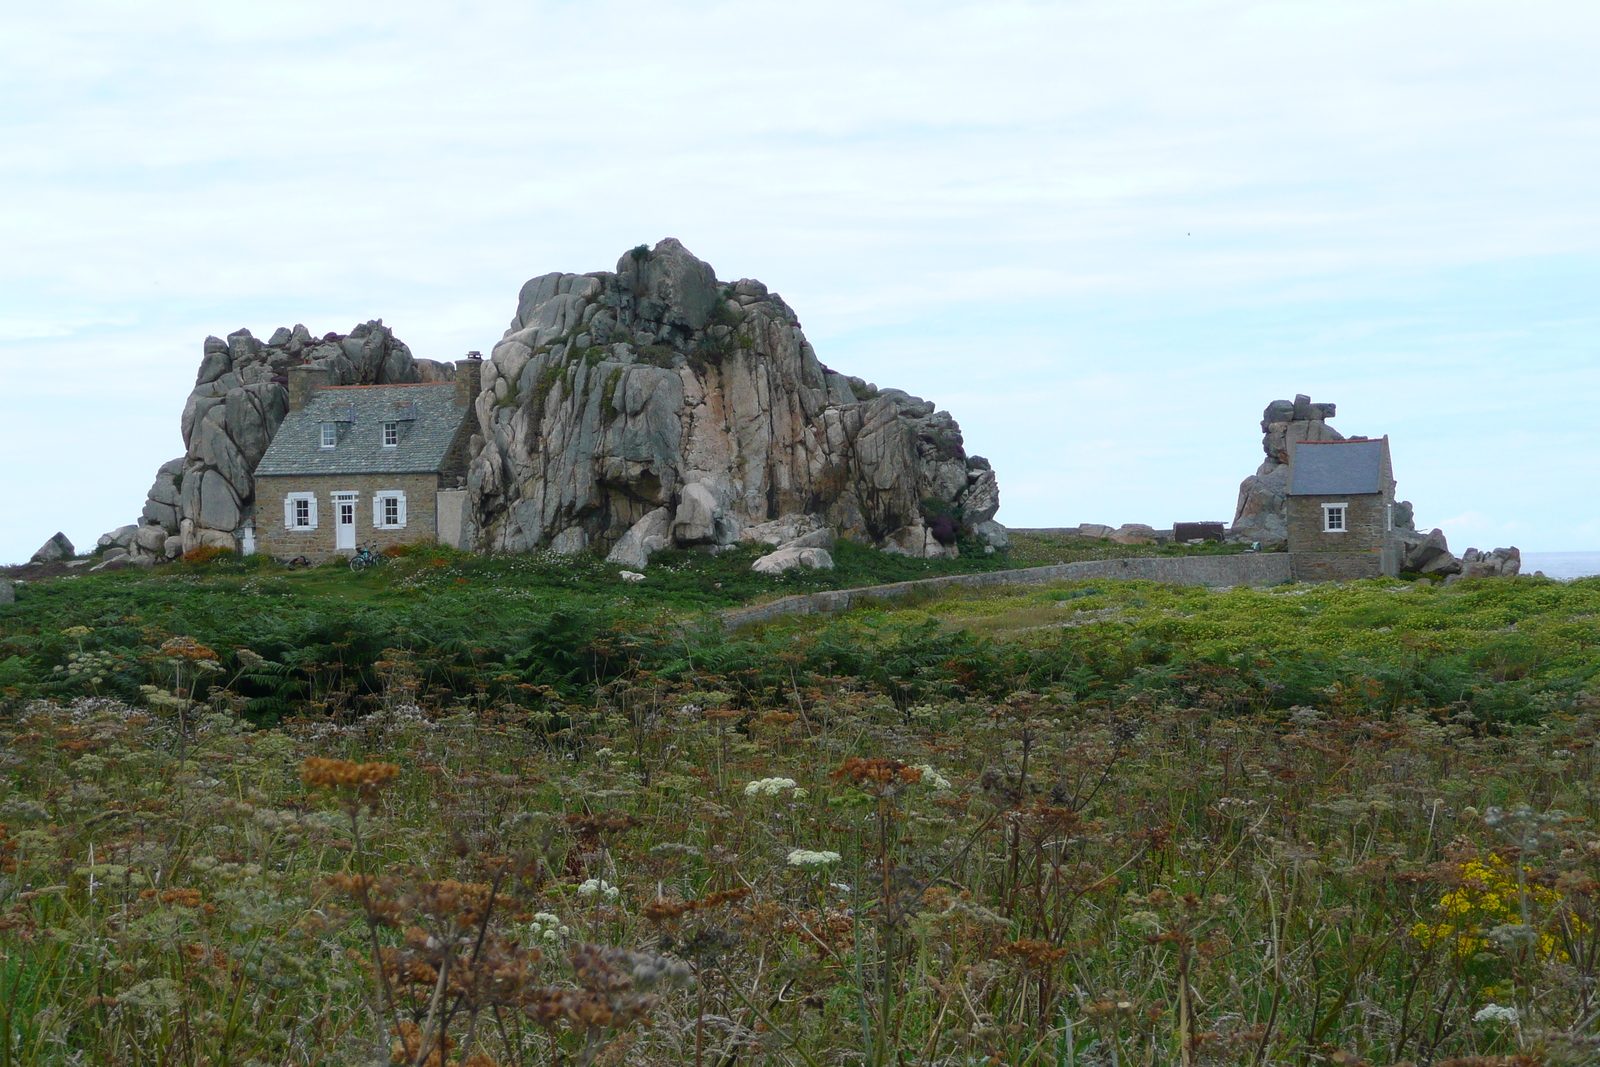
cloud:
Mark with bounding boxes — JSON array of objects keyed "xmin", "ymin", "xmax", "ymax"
[{"xmin": 2, "ymin": 0, "xmax": 1598, "ymax": 560}]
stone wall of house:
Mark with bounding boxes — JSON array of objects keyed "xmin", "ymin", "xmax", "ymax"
[
  {"xmin": 255, "ymin": 472, "xmax": 442, "ymax": 562},
  {"xmin": 1287, "ymin": 494, "xmax": 1395, "ymax": 581}
]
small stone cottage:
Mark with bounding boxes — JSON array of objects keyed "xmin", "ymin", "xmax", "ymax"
[
  {"xmin": 252, "ymin": 359, "xmax": 481, "ymax": 561},
  {"xmin": 1286, "ymin": 437, "xmax": 1399, "ymax": 581}
]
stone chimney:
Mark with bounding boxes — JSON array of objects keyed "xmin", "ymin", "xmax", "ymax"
[
  {"xmin": 287, "ymin": 364, "xmax": 332, "ymax": 411},
  {"xmin": 455, "ymin": 353, "xmax": 483, "ymax": 408}
]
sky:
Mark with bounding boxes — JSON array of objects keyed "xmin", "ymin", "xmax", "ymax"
[{"xmin": 2, "ymin": 0, "xmax": 1597, "ymax": 564}]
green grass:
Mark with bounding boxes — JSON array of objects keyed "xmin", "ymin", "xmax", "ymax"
[{"xmin": 1004, "ymin": 529, "xmax": 1252, "ymax": 568}]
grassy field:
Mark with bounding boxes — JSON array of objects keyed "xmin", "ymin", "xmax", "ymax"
[{"xmin": 1, "ymin": 547, "xmax": 1598, "ymax": 1065}]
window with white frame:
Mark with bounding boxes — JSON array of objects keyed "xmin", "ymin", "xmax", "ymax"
[
  {"xmin": 320, "ymin": 423, "xmax": 337, "ymax": 449},
  {"xmin": 383, "ymin": 421, "xmax": 398, "ymax": 447},
  {"xmin": 284, "ymin": 492, "xmax": 318, "ymax": 530},
  {"xmin": 373, "ymin": 491, "xmax": 407, "ymax": 530},
  {"xmin": 1321, "ymin": 503, "xmax": 1348, "ymax": 533}
]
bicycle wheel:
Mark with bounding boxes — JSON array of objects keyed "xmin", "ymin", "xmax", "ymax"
[{"xmin": 349, "ymin": 556, "xmax": 366, "ymax": 572}]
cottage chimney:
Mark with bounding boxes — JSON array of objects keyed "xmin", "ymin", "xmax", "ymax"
[
  {"xmin": 287, "ymin": 365, "xmax": 332, "ymax": 411},
  {"xmin": 454, "ymin": 353, "xmax": 483, "ymax": 408}
]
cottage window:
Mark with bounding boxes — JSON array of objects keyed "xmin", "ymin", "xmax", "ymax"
[
  {"xmin": 1322, "ymin": 503, "xmax": 1348, "ymax": 533},
  {"xmin": 383, "ymin": 422, "xmax": 398, "ymax": 447},
  {"xmin": 320, "ymin": 423, "xmax": 337, "ymax": 449},
  {"xmin": 373, "ymin": 491, "xmax": 407, "ymax": 530},
  {"xmin": 284, "ymin": 492, "xmax": 318, "ymax": 530}
]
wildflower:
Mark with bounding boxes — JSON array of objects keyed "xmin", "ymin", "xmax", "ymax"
[
  {"xmin": 577, "ymin": 878, "xmax": 620, "ymax": 900},
  {"xmin": 527, "ymin": 912, "xmax": 571, "ymax": 942},
  {"xmin": 787, "ymin": 849, "xmax": 842, "ymax": 869},
  {"xmin": 158, "ymin": 636, "xmax": 219, "ymax": 661},
  {"xmin": 744, "ymin": 777, "xmax": 799, "ymax": 797},
  {"xmin": 1473, "ymin": 1003, "xmax": 1519, "ymax": 1026},
  {"xmin": 1411, "ymin": 853, "xmax": 1584, "ymax": 960},
  {"xmin": 301, "ymin": 757, "xmax": 400, "ymax": 812},
  {"xmin": 911, "ymin": 764, "xmax": 952, "ymax": 790}
]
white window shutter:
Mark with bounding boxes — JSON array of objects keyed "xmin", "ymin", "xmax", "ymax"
[
  {"xmin": 397, "ymin": 493, "xmax": 407, "ymax": 528},
  {"xmin": 372, "ymin": 494, "xmax": 383, "ymax": 528},
  {"xmin": 284, "ymin": 496, "xmax": 294, "ymax": 529},
  {"xmin": 308, "ymin": 495, "xmax": 318, "ymax": 529}
]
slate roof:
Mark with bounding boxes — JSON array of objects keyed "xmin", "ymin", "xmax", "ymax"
[
  {"xmin": 256, "ymin": 384, "xmax": 468, "ymax": 476},
  {"xmin": 1288, "ymin": 439, "xmax": 1387, "ymax": 496}
]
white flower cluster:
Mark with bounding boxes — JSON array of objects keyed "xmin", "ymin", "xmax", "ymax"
[
  {"xmin": 912, "ymin": 765, "xmax": 952, "ymax": 791},
  {"xmin": 576, "ymin": 878, "xmax": 620, "ymax": 900},
  {"xmin": 52, "ymin": 650, "xmax": 120, "ymax": 685},
  {"xmin": 787, "ymin": 849, "xmax": 842, "ymax": 869},
  {"xmin": 526, "ymin": 912, "xmax": 571, "ymax": 943},
  {"xmin": 745, "ymin": 777, "xmax": 804, "ymax": 797},
  {"xmin": 1473, "ymin": 1003, "xmax": 1519, "ymax": 1026}
]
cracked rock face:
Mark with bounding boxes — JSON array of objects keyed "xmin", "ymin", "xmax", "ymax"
[
  {"xmin": 116, "ymin": 320, "xmax": 453, "ymax": 557},
  {"xmin": 468, "ymin": 239, "xmax": 1002, "ymax": 559}
]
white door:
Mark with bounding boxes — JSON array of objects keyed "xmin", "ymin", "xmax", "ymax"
[{"xmin": 334, "ymin": 494, "xmax": 357, "ymax": 550}]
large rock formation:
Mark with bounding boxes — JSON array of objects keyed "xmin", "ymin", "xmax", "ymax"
[
  {"xmin": 107, "ymin": 322, "xmax": 456, "ymax": 559},
  {"xmin": 467, "ymin": 239, "xmax": 1003, "ymax": 561},
  {"xmin": 1230, "ymin": 395, "xmax": 1345, "ymax": 546}
]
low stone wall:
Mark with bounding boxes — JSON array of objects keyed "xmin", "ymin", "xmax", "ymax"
[{"xmin": 720, "ymin": 552, "xmax": 1293, "ymax": 630}]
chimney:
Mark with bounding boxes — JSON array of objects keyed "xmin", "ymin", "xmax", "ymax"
[
  {"xmin": 455, "ymin": 352, "xmax": 483, "ymax": 408},
  {"xmin": 287, "ymin": 364, "xmax": 332, "ymax": 411}
]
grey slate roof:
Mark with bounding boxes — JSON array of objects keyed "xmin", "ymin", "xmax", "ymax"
[
  {"xmin": 1288, "ymin": 439, "xmax": 1386, "ymax": 496},
  {"xmin": 255, "ymin": 384, "xmax": 467, "ymax": 476}
]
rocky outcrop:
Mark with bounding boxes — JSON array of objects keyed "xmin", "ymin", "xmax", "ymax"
[
  {"xmin": 104, "ymin": 322, "xmax": 455, "ymax": 558},
  {"xmin": 29, "ymin": 533, "xmax": 75, "ymax": 564},
  {"xmin": 1399, "ymin": 527, "xmax": 1458, "ymax": 575},
  {"xmin": 1110, "ymin": 523, "xmax": 1157, "ymax": 545},
  {"xmin": 1230, "ymin": 395, "xmax": 1344, "ymax": 546},
  {"xmin": 1457, "ymin": 547, "xmax": 1521, "ymax": 579},
  {"xmin": 467, "ymin": 239, "xmax": 1003, "ymax": 564},
  {"xmin": 752, "ymin": 545, "xmax": 835, "ymax": 574}
]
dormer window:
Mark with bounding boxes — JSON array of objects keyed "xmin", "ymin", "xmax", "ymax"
[
  {"xmin": 320, "ymin": 423, "xmax": 336, "ymax": 449},
  {"xmin": 383, "ymin": 421, "xmax": 398, "ymax": 447}
]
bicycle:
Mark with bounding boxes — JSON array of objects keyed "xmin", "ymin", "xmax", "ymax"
[{"xmin": 349, "ymin": 542, "xmax": 386, "ymax": 572}]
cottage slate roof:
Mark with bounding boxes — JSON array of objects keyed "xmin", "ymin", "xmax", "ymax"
[
  {"xmin": 1288, "ymin": 439, "xmax": 1387, "ymax": 496},
  {"xmin": 255, "ymin": 384, "xmax": 468, "ymax": 476}
]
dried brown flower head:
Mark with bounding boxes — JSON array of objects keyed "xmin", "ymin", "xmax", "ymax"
[
  {"xmin": 832, "ymin": 757, "xmax": 923, "ymax": 793},
  {"xmin": 157, "ymin": 636, "xmax": 218, "ymax": 661},
  {"xmin": 302, "ymin": 757, "xmax": 401, "ymax": 811}
]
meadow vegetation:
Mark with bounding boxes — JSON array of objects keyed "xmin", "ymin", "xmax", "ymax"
[{"xmin": 0, "ymin": 548, "xmax": 1598, "ymax": 1065}]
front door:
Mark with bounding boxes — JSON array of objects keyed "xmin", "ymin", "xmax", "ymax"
[{"xmin": 334, "ymin": 493, "xmax": 357, "ymax": 550}]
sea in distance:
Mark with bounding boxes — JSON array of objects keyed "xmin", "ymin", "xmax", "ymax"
[{"xmin": 1521, "ymin": 552, "xmax": 1600, "ymax": 580}]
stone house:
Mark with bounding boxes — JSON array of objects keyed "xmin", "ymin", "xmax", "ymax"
[
  {"xmin": 1286, "ymin": 437, "xmax": 1400, "ymax": 581},
  {"xmin": 252, "ymin": 360, "xmax": 481, "ymax": 561}
]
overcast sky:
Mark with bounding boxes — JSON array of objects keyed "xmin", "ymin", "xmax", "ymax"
[{"xmin": 3, "ymin": 0, "xmax": 1597, "ymax": 564}]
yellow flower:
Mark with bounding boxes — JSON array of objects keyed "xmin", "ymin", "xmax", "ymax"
[{"xmin": 1412, "ymin": 854, "xmax": 1584, "ymax": 961}]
